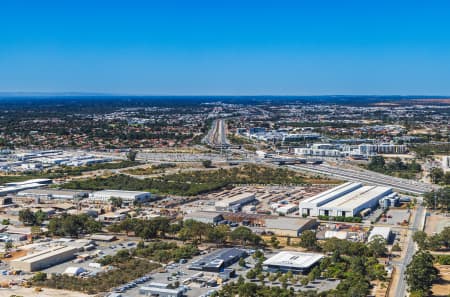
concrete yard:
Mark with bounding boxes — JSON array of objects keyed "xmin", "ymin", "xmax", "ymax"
[{"xmin": 0, "ymin": 287, "xmax": 91, "ymax": 297}]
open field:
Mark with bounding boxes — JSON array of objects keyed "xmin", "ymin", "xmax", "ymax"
[{"xmin": 432, "ymin": 264, "xmax": 450, "ymax": 297}]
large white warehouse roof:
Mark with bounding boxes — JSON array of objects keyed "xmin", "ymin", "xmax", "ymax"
[
  {"xmin": 300, "ymin": 182, "xmax": 362, "ymax": 207},
  {"xmin": 263, "ymin": 251, "xmax": 324, "ymax": 269},
  {"xmin": 322, "ymin": 186, "xmax": 392, "ymax": 210}
]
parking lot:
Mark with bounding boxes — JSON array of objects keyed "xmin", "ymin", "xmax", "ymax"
[
  {"xmin": 378, "ymin": 208, "xmax": 410, "ymax": 226},
  {"xmin": 122, "ymin": 252, "xmax": 227, "ymax": 297}
]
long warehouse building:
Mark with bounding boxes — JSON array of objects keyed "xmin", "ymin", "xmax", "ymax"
[
  {"xmin": 299, "ymin": 182, "xmax": 362, "ymax": 216},
  {"xmin": 299, "ymin": 182, "xmax": 393, "ymax": 218},
  {"xmin": 10, "ymin": 245, "xmax": 78, "ymax": 272},
  {"xmin": 317, "ymin": 185, "xmax": 392, "ymax": 217}
]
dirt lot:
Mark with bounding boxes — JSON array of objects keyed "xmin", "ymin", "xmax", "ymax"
[
  {"xmin": 432, "ymin": 264, "xmax": 450, "ymax": 297},
  {"xmin": 425, "ymin": 212, "xmax": 450, "ymax": 234},
  {"xmin": 0, "ymin": 287, "xmax": 91, "ymax": 297}
]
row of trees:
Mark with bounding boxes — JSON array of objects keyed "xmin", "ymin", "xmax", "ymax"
[
  {"xmin": 429, "ymin": 168, "xmax": 450, "ymax": 185},
  {"xmin": 47, "ymin": 214, "xmax": 103, "ymax": 238},
  {"xmin": 18, "ymin": 209, "xmax": 47, "ymax": 226},
  {"xmin": 108, "ymin": 217, "xmax": 264, "ymax": 247},
  {"xmin": 407, "ymin": 227, "xmax": 450, "ymax": 296},
  {"xmin": 413, "ymin": 227, "xmax": 450, "ymax": 251},
  {"xmin": 423, "ymin": 188, "xmax": 450, "ymax": 211}
]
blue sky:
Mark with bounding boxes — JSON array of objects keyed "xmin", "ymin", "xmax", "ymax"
[{"xmin": 1, "ymin": 0, "xmax": 450, "ymax": 95}]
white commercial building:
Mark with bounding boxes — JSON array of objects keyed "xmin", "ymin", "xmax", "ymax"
[
  {"xmin": 263, "ymin": 251, "xmax": 324, "ymax": 274},
  {"xmin": 359, "ymin": 143, "xmax": 407, "ymax": 155},
  {"xmin": 215, "ymin": 192, "xmax": 255, "ymax": 211},
  {"xmin": 299, "ymin": 182, "xmax": 362, "ymax": 216},
  {"xmin": 442, "ymin": 156, "xmax": 450, "ymax": 172},
  {"xmin": 89, "ymin": 190, "xmax": 152, "ymax": 204},
  {"xmin": 294, "ymin": 146, "xmax": 343, "ymax": 158},
  {"xmin": 368, "ymin": 226, "xmax": 392, "ymax": 243},
  {"xmin": 318, "ymin": 186, "xmax": 392, "ymax": 217}
]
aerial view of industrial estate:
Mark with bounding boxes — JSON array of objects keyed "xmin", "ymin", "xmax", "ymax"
[{"xmin": 0, "ymin": 96, "xmax": 448, "ymax": 297}]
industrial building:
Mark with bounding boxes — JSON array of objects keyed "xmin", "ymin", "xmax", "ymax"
[
  {"xmin": 299, "ymin": 182, "xmax": 393, "ymax": 218},
  {"xmin": 89, "ymin": 190, "xmax": 152, "ymax": 204},
  {"xmin": 299, "ymin": 182, "xmax": 362, "ymax": 216},
  {"xmin": 442, "ymin": 156, "xmax": 450, "ymax": 172},
  {"xmin": 189, "ymin": 248, "xmax": 247, "ymax": 272},
  {"xmin": 10, "ymin": 246, "xmax": 78, "ymax": 272},
  {"xmin": 4, "ymin": 178, "xmax": 52, "ymax": 187},
  {"xmin": 139, "ymin": 286, "xmax": 184, "ymax": 297},
  {"xmin": 184, "ymin": 211, "xmax": 224, "ymax": 225},
  {"xmin": 17, "ymin": 189, "xmax": 89, "ymax": 200},
  {"xmin": 368, "ymin": 227, "xmax": 392, "ymax": 243},
  {"xmin": 317, "ymin": 186, "xmax": 392, "ymax": 217},
  {"xmin": 264, "ymin": 217, "xmax": 317, "ymax": 237},
  {"xmin": 0, "ymin": 178, "xmax": 52, "ymax": 197},
  {"xmin": 215, "ymin": 192, "xmax": 255, "ymax": 211},
  {"xmin": 263, "ymin": 251, "xmax": 324, "ymax": 274}
]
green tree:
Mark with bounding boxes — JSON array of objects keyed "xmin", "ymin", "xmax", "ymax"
[
  {"xmin": 429, "ymin": 168, "xmax": 444, "ymax": 184},
  {"xmin": 299, "ymin": 230, "xmax": 319, "ymax": 251},
  {"xmin": 270, "ymin": 236, "xmax": 280, "ymax": 249},
  {"xmin": 4, "ymin": 241, "xmax": 13, "ymax": 252},
  {"xmin": 19, "ymin": 209, "xmax": 36, "ymax": 225},
  {"xmin": 126, "ymin": 150, "xmax": 138, "ymax": 161},
  {"xmin": 413, "ymin": 231, "xmax": 428, "ymax": 250},
  {"xmin": 109, "ymin": 197, "xmax": 123, "ymax": 208},
  {"xmin": 239, "ymin": 257, "xmax": 246, "ymax": 267},
  {"xmin": 405, "ymin": 250, "xmax": 438, "ymax": 295},
  {"xmin": 367, "ymin": 235, "xmax": 387, "ymax": 257}
]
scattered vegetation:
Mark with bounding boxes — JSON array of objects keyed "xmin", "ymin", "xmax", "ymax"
[
  {"xmin": 0, "ymin": 160, "xmax": 140, "ymax": 185},
  {"xmin": 47, "ymin": 214, "xmax": 103, "ymax": 238},
  {"xmin": 123, "ymin": 163, "xmax": 176, "ymax": 175},
  {"xmin": 63, "ymin": 164, "xmax": 322, "ymax": 196},
  {"xmin": 366, "ymin": 155, "xmax": 422, "ymax": 179},
  {"xmin": 423, "ymin": 188, "xmax": 450, "ymax": 211}
]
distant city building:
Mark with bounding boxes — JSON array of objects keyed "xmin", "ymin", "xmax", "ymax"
[{"xmin": 358, "ymin": 143, "xmax": 408, "ymax": 155}]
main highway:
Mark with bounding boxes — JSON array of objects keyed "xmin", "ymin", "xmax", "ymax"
[
  {"xmin": 287, "ymin": 163, "xmax": 435, "ymax": 195},
  {"xmin": 203, "ymin": 119, "xmax": 230, "ymax": 148}
]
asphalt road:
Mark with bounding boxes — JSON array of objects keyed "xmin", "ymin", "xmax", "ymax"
[
  {"xmin": 203, "ymin": 119, "xmax": 230, "ymax": 147},
  {"xmin": 287, "ymin": 163, "xmax": 435, "ymax": 195},
  {"xmin": 393, "ymin": 202, "xmax": 426, "ymax": 297}
]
